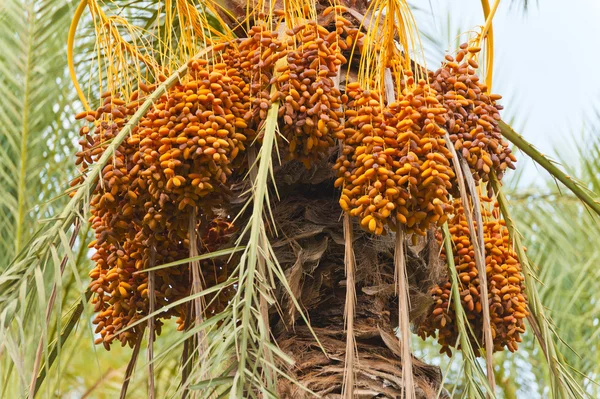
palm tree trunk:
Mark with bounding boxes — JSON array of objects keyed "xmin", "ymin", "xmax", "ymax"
[
  {"xmin": 275, "ymin": 287, "xmax": 445, "ymax": 398},
  {"xmin": 239, "ymin": 156, "xmax": 449, "ymax": 398}
]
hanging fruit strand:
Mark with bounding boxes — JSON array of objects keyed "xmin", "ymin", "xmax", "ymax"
[
  {"xmin": 386, "ymin": 66, "xmax": 416, "ymax": 399},
  {"xmin": 419, "ymin": 197, "xmax": 528, "ymax": 357},
  {"xmin": 395, "ymin": 230, "xmax": 416, "ymax": 399},
  {"xmin": 188, "ymin": 209, "xmax": 208, "ymax": 379},
  {"xmin": 444, "ymin": 132, "xmax": 496, "ymax": 391},
  {"xmin": 341, "ymin": 213, "xmax": 357, "ymax": 399},
  {"xmin": 76, "ymin": 43, "xmax": 245, "ymax": 350},
  {"xmin": 461, "ymin": 157, "xmax": 498, "ymax": 396},
  {"xmin": 334, "ymin": 64, "xmax": 358, "ymax": 399},
  {"xmin": 430, "ymin": 43, "xmax": 515, "ymax": 196},
  {"xmin": 476, "ymin": 0, "xmax": 501, "ymax": 91}
]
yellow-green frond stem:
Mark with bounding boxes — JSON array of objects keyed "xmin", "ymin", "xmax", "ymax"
[
  {"xmin": 68, "ymin": 0, "xmax": 91, "ymax": 111},
  {"xmin": 280, "ymin": 0, "xmax": 318, "ymax": 29},
  {"xmin": 159, "ymin": 0, "xmax": 233, "ymax": 67},
  {"xmin": 476, "ymin": 0, "xmax": 500, "ymax": 91},
  {"xmin": 357, "ymin": 0, "xmax": 426, "ymax": 95},
  {"xmin": 240, "ymin": 0, "xmax": 315, "ymax": 28},
  {"xmin": 74, "ymin": 0, "xmax": 230, "ymax": 105},
  {"xmin": 83, "ymin": 0, "xmax": 167, "ymax": 100}
]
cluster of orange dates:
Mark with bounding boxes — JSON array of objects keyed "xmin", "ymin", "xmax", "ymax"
[
  {"xmin": 335, "ymin": 74, "xmax": 455, "ymax": 236},
  {"xmin": 430, "ymin": 44, "xmax": 515, "ymax": 196},
  {"xmin": 76, "ymin": 51, "xmax": 251, "ymax": 349},
  {"xmin": 74, "ymin": 12, "xmax": 525, "ymax": 354},
  {"xmin": 418, "ymin": 198, "xmax": 528, "ymax": 356}
]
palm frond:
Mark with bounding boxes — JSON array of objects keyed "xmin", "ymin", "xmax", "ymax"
[
  {"xmin": 499, "ymin": 121, "xmax": 600, "ymax": 217},
  {"xmin": 492, "ymin": 174, "xmax": 588, "ymax": 398},
  {"xmin": 499, "ymin": 130, "xmax": 600, "ymax": 395},
  {"xmin": 0, "ymin": 0, "xmax": 82, "ymax": 394},
  {"xmin": 0, "ymin": 0, "xmax": 76, "ymax": 266},
  {"xmin": 0, "ymin": 43, "xmax": 218, "ymax": 397},
  {"xmin": 441, "ymin": 223, "xmax": 494, "ymax": 399},
  {"xmin": 444, "ymin": 133, "xmax": 496, "ymax": 391}
]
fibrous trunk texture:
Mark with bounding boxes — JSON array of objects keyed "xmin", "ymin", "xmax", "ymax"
[
  {"xmin": 275, "ymin": 295, "xmax": 445, "ymax": 398},
  {"xmin": 231, "ymin": 156, "xmax": 449, "ymax": 398}
]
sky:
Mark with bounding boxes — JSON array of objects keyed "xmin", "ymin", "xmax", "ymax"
[{"xmin": 411, "ymin": 0, "xmax": 600, "ymax": 186}]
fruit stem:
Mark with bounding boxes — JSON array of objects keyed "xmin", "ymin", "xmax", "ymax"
[
  {"xmin": 478, "ymin": 0, "xmax": 500, "ymax": 91},
  {"xmin": 68, "ymin": 0, "xmax": 90, "ymax": 111}
]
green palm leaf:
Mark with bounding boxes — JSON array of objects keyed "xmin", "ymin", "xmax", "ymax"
[{"xmin": 0, "ymin": 0, "xmax": 76, "ymax": 263}]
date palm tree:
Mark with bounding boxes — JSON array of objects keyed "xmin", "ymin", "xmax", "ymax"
[{"xmin": 0, "ymin": 0, "xmax": 597, "ymax": 398}]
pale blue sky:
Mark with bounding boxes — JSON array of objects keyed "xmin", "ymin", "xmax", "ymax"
[{"xmin": 412, "ymin": 0, "xmax": 600, "ymax": 185}]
